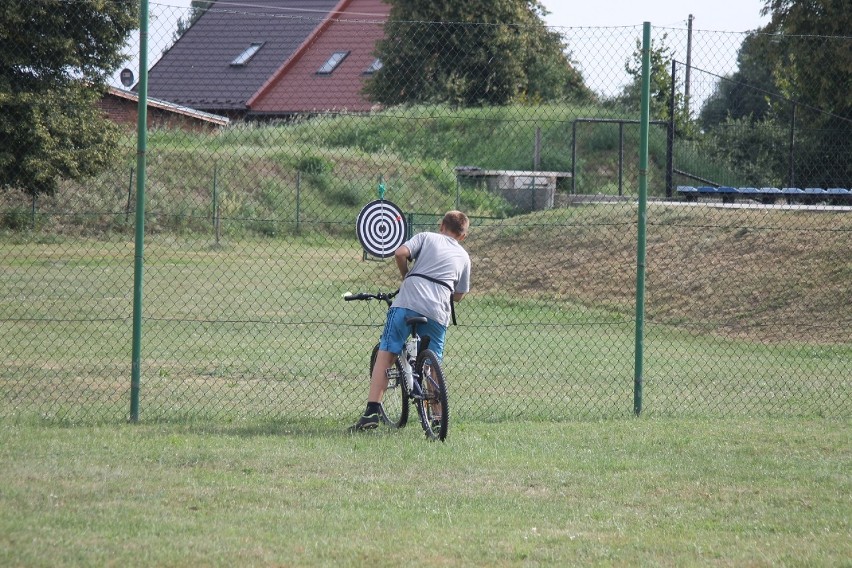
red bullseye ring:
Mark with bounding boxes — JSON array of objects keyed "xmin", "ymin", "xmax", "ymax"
[{"xmin": 356, "ymin": 200, "xmax": 407, "ymax": 258}]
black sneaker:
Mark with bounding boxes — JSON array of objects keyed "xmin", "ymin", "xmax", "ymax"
[{"xmin": 347, "ymin": 412, "xmax": 380, "ymax": 433}]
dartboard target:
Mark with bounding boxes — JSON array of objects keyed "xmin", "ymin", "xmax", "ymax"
[{"xmin": 356, "ymin": 200, "xmax": 407, "ymax": 258}]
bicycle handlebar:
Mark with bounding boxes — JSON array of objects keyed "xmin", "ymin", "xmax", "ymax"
[{"xmin": 343, "ymin": 290, "xmax": 399, "ymax": 304}]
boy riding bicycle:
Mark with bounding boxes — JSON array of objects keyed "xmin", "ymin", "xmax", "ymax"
[{"xmin": 348, "ymin": 210, "xmax": 471, "ymax": 432}]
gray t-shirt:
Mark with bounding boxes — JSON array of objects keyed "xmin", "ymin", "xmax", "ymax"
[{"xmin": 392, "ymin": 231, "xmax": 471, "ymax": 327}]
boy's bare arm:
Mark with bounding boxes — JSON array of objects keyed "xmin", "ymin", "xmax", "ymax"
[{"xmin": 394, "ymin": 245, "xmax": 411, "ymax": 278}]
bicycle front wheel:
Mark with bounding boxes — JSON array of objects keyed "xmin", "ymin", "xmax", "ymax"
[
  {"xmin": 415, "ymin": 349, "xmax": 449, "ymax": 441},
  {"xmin": 370, "ymin": 343, "xmax": 409, "ymax": 428}
]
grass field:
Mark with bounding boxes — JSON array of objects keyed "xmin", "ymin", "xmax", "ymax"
[
  {"xmin": 1, "ymin": 202, "xmax": 849, "ymax": 565},
  {"xmin": 1, "ymin": 418, "xmax": 848, "ymax": 566}
]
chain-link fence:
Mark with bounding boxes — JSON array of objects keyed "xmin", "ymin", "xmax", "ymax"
[{"xmin": 1, "ymin": 1, "xmax": 849, "ymax": 424}]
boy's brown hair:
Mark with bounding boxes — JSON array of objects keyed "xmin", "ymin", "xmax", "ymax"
[{"xmin": 442, "ymin": 210, "xmax": 469, "ymax": 238}]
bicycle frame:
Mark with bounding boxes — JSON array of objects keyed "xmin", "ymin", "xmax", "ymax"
[{"xmin": 344, "ymin": 290, "xmax": 419, "ymax": 392}]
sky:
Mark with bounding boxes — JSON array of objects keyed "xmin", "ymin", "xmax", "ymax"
[
  {"xmin": 539, "ymin": 0, "xmax": 770, "ymax": 31},
  {"xmin": 536, "ymin": 0, "xmax": 772, "ymax": 98}
]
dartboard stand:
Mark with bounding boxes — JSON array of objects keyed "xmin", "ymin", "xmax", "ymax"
[
  {"xmin": 356, "ymin": 177, "xmax": 408, "ymax": 261},
  {"xmin": 362, "ymin": 250, "xmax": 388, "ymax": 262}
]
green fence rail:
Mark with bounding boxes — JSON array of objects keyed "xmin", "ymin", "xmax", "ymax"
[{"xmin": 1, "ymin": 2, "xmax": 849, "ymax": 424}]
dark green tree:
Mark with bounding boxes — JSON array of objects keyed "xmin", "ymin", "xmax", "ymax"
[
  {"xmin": 520, "ymin": 6, "xmax": 593, "ymax": 103},
  {"xmin": 702, "ymin": 1, "xmax": 850, "ymax": 130},
  {"xmin": 696, "ymin": 1, "xmax": 851, "ymax": 189},
  {"xmin": 619, "ymin": 34, "xmax": 694, "ymax": 136},
  {"xmin": 695, "ymin": 32, "xmax": 790, "ymax": 188},
  {"xmin": 699, "ymin": 32, "xmax": 778, "ymax": 130},
  {"xmin": 760, "ymin": 0, "xmax": 851, "ymax": 119},
  {"xmin": 0, "ymin": 0, "xmax": 136, "ymax": 195},
  {"xmin": 364, "ymin": 0, "xmax": 592, "ymax": 106},
  {"xmin": 759, "ymin": 0, "xmax": 851, "ymax": 187},
  {"xmin": 620, "ymin": 35, "xmax": 672, "ymax": 116}
]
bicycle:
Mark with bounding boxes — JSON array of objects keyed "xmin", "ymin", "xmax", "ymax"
[{"xmin": 344, "ymin": 290, "xmax": 449, "ymax": 441}]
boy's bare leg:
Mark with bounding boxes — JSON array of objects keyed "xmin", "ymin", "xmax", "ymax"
[{"xmin": 368, "ymin": 350, "xmax": 396, "ymax": 403}]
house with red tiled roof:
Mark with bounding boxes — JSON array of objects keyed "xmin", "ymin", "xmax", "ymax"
[{"xmin": 146, "ymin": 0, "xmax": 390, "ymax": 119}]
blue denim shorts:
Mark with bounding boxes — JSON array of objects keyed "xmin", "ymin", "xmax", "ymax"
[{"xmin": 379, "ymin": 307, "xmax": 447, "ymax": 359}]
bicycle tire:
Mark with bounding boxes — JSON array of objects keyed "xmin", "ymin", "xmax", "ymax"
[
  {"xmin": 415, "ymin": 348, "xmax": 449, "ymax": 441},
  {"xmin": 370, "ymin": 343, "xmax": 409, "ymax": 428}
]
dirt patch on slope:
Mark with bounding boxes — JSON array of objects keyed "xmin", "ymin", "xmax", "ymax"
[{"xmin": 465, "ymin": 203, "xmax": 852, "ymax": 344}]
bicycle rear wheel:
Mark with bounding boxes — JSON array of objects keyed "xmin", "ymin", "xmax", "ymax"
[
  {"xmin": 415, "ymin": 349, "xmax": 448, "ymax": 441},
  {"xmin": 370, "ymin": 343, "xmax": 409, "ymax": 428}
]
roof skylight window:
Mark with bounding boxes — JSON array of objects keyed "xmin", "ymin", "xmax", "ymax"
[
  {"xmin": 363, "ymin": 59, "xmax": 382, "ymax": 75},
  {"xmin": 317, "ymin": 51, "xmax": 350, "ymax": 75},
  {"xmin": 231, "ymin": 43, "xmax": 264, "ymax": 66}
]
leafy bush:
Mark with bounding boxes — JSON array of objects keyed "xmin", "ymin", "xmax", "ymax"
[
  {"xmin": 693, "ymin": 117, "xmax": 788, "ymax": 187},
  {"xmin": 1, "ymin": 205, "xmax": 31, "ymax": 231},
  {"xmin": 296, "ymin": 155, "xmax": 334, "ymax": 176}
]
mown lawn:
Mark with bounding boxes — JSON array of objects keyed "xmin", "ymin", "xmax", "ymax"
[{"xmin": 0, "ymin": 418, "xmax": 848, "ymax": 566}]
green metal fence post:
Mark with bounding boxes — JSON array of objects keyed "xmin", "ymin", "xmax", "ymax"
[
  {"xmin": 634, "ymin": 22, "xmax": 651, "ymax": 416},
  {"xmin": 130, "ymin": 0, "xmax": 149, "ymax": 423}
]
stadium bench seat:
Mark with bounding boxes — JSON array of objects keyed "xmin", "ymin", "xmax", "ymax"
[{"xmin": 676, "ymin": 185, "xmax": 852, "ymax": 205}]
